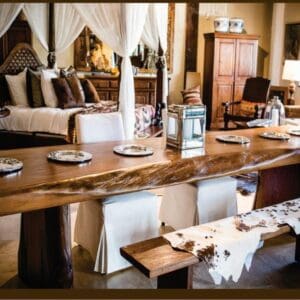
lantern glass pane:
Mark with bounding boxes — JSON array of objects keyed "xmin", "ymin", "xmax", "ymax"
[{"xmin": 167, "ymin": 116, "xmax": 178, "ymax": 140}]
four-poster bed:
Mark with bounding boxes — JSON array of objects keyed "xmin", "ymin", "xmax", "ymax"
[{"xmin": 0, "ymin": 3, "xmax": 168, "ymax": 147}]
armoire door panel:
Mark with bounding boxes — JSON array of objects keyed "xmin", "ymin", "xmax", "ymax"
[
  {"xmin": 213, "ymin": 83, "xmax": 233, "ymax": 119},
  {"xmin": 235, "ymin": 39, "xmax": 258, "ymax": 82},
  {"xmin": 233, "ymin": 84, "xmax": 245, "ymax": 114},
  {"xmin": 214, "ymin": 38, "xmax": 235, "ymax": 80}
]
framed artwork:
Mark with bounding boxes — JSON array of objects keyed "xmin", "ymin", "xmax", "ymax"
[
  {"xmin": 74, "ymin": 3, "xmax": 175, "ymax": 73},
  {"xmin": 284, "ymin": 23, "xmax": 300, "ymax": 60},
  {"xmin": 269, "ymin": 85, "xmax": 289, "ymax": 105}
]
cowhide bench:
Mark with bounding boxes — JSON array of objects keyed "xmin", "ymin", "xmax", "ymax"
[{"xmin": 120, "ymin": 224, "xmax": 299, "ymax": 289}]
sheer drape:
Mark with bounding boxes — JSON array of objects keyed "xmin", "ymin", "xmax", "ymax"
[
  {"xmin": 23, "ymin": 3, "xmax": 48, "ymax": 51},
  {"xmin": 55, "ymin": 4, "xmax": 85, "ymax": 54},
  {"xmin": 24, "ymin": 3, "xmax": 84, "ymax": 54},
  {"xmin": 73, "ymin": 3, "xmax": 149, "ymax": 139},
  {"xmin": 142, "ymin": 3, "xmax": 168, "ymax": 103},
  {"xmin": 0, "ymin": 3, "xmax": 23, "ymax": 38}
]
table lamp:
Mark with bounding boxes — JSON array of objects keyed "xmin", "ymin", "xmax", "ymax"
[{"xmin": 282, "ymin": 59, "xmax": 300, "ymax": 105}]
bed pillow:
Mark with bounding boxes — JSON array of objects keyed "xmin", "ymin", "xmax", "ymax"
[
  {"xmin": 5, "ymin": 69, "xmax": 29, "ymax": 106},
  {"xmin": 60, "ymin": 67, "xmax": 86, "ymax": 104},
  {"xmin": 26, "ymin": 69, "xmax": 45, "ymax": 108},
  {"xmin": 65, "ymin": 76, "xmax": 86, "ymax": 104},
  {"xmin": 52, "ymin": 78, "xmax": 85, "ymax": 109},
  {"xmin": 41, "ymin": 69, "xmax": 59, "ymax": 108},
  {"xmin": 80, "ymin": 79, "xmax": 100, "ymax": 103},
  {"xmin": 181, "ymin": 85, "xmax": 202, "ymax": 105}
]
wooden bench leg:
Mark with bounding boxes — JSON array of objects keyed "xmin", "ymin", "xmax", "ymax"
[
  {"xmin": 296, "ymin": 235, "xmax": 300, "ymax": 263},
  {"xmin": 157, "ymin": 266, "xmax": 193, "ymax": 289}
]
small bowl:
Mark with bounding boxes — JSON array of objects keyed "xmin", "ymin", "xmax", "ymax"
[
  {"xmin": 214, "ymin": 17, "xmax": 229, "ymax": 33},
  {"xmin": 229, "ymin": 18, "xmax": 244, "ymax": 33}
]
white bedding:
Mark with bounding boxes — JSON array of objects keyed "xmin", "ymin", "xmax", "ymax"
[
  {"xmin": 0, "ymin": 105, "xmax": 83, "ymax": 136},
  {"xmin": 0, "ymin": 104, "xmax": 155, "ymax": 143}
]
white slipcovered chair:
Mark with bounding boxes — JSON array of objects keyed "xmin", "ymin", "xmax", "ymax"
[
  {"xmin": 74, "ymin": 112, "xmax": 159, "ymax": 274},
  {"xmin": 159, "ymin": 176, "xmax": 238, "ymax": 230},
  {"xmin": 159, "ymin": 72, "xmax": 238, "ymax": 230}
]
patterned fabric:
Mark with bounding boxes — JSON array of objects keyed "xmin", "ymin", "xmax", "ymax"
[
  {"xmin": 164, "ymin": 198, "xmax": 300, "ymax": 285},
  {"xmin": 239, "ymin": 100, "xmax": 265, "ymax": 118},
  {"xmin": 135, "ymin": 104, "xmax": 156, "ymax": 132},
  {"xmin": 181, "ymin": 85, "xmax": 202, "ymax": 105},
  {"xmin": 66, "ymin": 101, "xmax": 155, "ymax": 143}
]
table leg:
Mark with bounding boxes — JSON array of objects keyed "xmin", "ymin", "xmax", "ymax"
[
  {"xmin": 18, "ymin": 205, "xmax": 73, "ymax": 288},
  {"xmin": 157, "ymin": 266, "xmax": 193, "ymax": 289},
  {"xmin": 255, "ymin": 164, "xmax": 300, "ymax": 209}
]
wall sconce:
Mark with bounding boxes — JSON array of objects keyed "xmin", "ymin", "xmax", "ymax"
[{"xmin": 282, "ymin": 59, "xmax": 300, "ymax": 105}]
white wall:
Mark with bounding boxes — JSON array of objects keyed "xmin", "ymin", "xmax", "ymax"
[{"xmin": 168, "ymin": 3, "xmax": 187, "ymax": 104}]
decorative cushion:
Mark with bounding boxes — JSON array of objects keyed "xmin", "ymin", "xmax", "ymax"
[
  {"xmin": 239, "ymin": 100, "xmax": 265, "ymax": 118},
  {"xmin": 181, "ymin": 85, "xmax": 202, "ymax": 105},
  {"xmin": 26, "ymin": 68, "xmax": 45, "ymax": 108},
  {"xmin": 66, "ymin": 76, "xmax": 86, "ymax": 104},
  {"xmin": 52, "ymin": 78, "xmax": 84, "ymax": 109},
  {"xmin": 41, "ymin": 69, "xmax": 59, "ymax": 108},
  {"xmin": 5, "ymin": 69, "xmax": 29, "ymax": 107},
  {"xmin": 80, "ymin": 79, "xmax": 101, "ymax": 103}
]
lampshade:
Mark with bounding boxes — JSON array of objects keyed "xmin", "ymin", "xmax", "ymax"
[{"xmin": 282, "ymin": 60, "xmax": 300, "ymax": 81}]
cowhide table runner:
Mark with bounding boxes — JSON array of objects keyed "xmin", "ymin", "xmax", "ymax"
[{"xmin": 163, "ymin": 198, "xmax": 300, "ymax": 284}]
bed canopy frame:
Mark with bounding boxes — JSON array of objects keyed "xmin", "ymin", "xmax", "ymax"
[{"xmin": 0, "ymin": 3, "xmax": 166, "ymax": 138}]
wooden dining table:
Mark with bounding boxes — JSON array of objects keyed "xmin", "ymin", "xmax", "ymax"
[{"xmin": 0, "ymin": 126, "xmax": 300, "ymax": 288}]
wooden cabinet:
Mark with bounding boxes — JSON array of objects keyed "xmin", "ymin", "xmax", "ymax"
[
  {"xmin": 203, "ymin": 33, "xmax": 259, "ymax": 128},
  {"xmin": 85, "ymin": 75, "xmax": 157, "ymax": 107}
]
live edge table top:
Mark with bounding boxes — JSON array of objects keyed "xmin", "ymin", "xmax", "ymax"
[{"xmin": 0, "ymin": 126, "xmax": 300, "ymax": 216}]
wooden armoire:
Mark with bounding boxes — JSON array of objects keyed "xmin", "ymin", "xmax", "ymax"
[{"xmin": 202, "ymin": 33, "xmax": 259, "ymax": 128}]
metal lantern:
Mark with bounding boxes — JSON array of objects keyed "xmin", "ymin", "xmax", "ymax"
[{"xmin": 167, "ymin": 104, "xmax": 206, "ymax": 150}]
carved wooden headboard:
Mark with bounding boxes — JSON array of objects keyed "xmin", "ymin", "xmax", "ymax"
[{"xmin": 0, "ymin": 43, "xmax": 45, "ymax": 104}]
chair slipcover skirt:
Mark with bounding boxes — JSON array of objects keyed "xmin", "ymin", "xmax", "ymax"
[
  {"xmin": 74, "ymin": 191, "xmax": 158, "ymax": 274},
  {"xmin": 159, "ymin": 176, "xmax": 237, "ymax": 230}
]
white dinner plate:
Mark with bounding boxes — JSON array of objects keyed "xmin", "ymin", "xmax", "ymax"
[
  {"xmin": 113, "ymin": 144, "xmax": 154, "ymax": 157},
  {"xmin": 0, "ymin": 157, "xmax": 23, "ymax": 174},
  {"xmin": 216, "ymin": 135, "xmax": 250, "ymax": 144},
  {"xmin": 287, "ymin": 128, "xmax": 300, "ymax": 136},
  {"xmin": 259, "ymin": 131, "xmax": 290, "ymax": 140},
  {"xmin": 47, "ymin": 150, "xmax": 93, "ymax": 163}
]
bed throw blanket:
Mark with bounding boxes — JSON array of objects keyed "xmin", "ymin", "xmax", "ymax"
[{"xmin": 163, "ymin": 198, "xmax": 300, "ymax": 285}]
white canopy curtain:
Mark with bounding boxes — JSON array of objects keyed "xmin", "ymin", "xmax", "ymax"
[
  {"xmin": 23, "ymin": 3, "xmax": 84, "ymax": 54},
  {"xmin": 142, "ymin": 3, "xmax": 168, "ymax": 104},
  {"xmin": 0, "ymin": 3, "xmax": 24, "ymax": 38},
  {"xmin": 23, "ymin": 3, "xmax": 48, "ymax": 51},
  {"xmin": 73, "ymin": 3, "xmax": 149, "ymax": 139}
]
